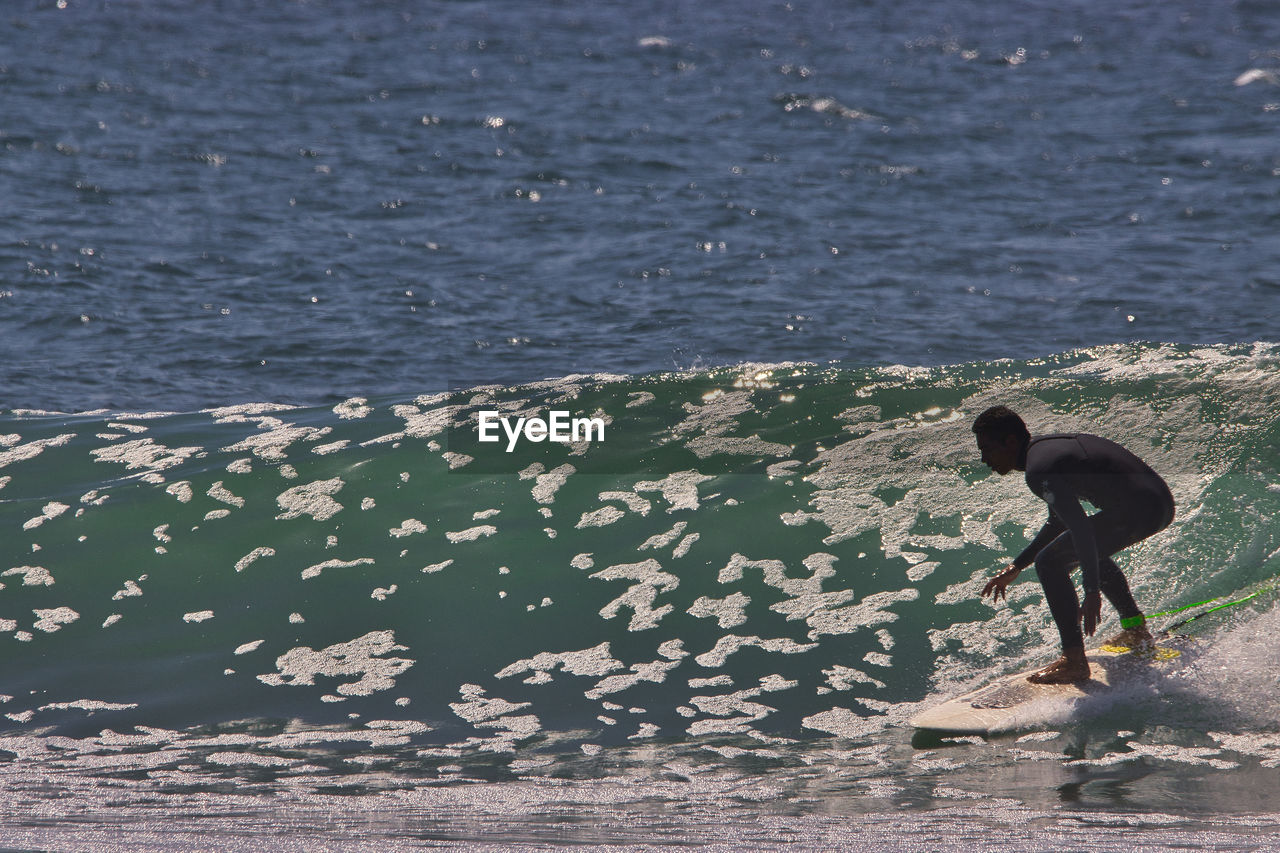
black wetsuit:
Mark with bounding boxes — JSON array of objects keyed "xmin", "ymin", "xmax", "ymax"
[{"xmin": 1011, "ymin": 433, "xmax": 1175, "ymax": 649}]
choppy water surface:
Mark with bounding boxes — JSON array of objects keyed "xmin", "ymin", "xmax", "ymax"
[
  {"xmin": 3, "ymin": 0, "xmax": 1280, "ymax": 411},
  {"xmin": 4, "ymin": 0, "xmax": 1280, "ymax": 847}
]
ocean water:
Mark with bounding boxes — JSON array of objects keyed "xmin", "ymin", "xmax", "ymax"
[
  {"xmin": 3, "ymin": 344, "xmax": 1280, "ymax": 849},
  {"xmin": 3, "ymin": 0, "xmax": 1280, "ymax": 849}
]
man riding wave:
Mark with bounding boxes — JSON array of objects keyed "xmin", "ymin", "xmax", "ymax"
[{"xmin": 973, "ymin": 406, "xmax": 1175, "ymax": 684}]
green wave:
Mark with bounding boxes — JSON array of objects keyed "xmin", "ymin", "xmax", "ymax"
[{"xmin": 1, "ymin": 342, "xmax": 1278, "ymax": 747}]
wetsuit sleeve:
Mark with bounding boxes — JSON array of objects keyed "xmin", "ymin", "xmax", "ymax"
[
  {"xmin": 1012, "ymin": 514, "xmax": 1065, "ymax": 571},
  {"xmin": 1039, "ymin": 474, "xmax": 1101, "ymax": 593}
]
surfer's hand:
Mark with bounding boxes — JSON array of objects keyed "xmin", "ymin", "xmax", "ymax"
[
  {"xmin": 1081, "ymin": 590, "xmax": 1102, "ymax": 636},
  {"xmin": 981, "ymin": 566, "xmax": 1021, "ymax": 603}
]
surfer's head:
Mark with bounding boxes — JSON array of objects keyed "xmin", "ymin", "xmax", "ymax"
[{"xmin": 972, "ymin": 406, "xmax": 1030, "ymax": 475}]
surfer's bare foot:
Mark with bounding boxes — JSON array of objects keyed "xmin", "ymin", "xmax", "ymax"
[
  {"xmin": 1105, "ymin": 626, "xmax": 1154, "ymax": 648},
  {"xmin": 1027, "ymin": 649, "xmax": 1090, "ymax": 684}
]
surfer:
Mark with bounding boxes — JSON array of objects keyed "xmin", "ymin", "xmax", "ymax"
[{"xmin": 972, "ymin": 406, "xmax": 1175, "ymax": 684}]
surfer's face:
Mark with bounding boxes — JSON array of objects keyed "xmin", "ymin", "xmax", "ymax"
[{"xmin": 976, "ymin": 432, "xmax": 1020, "ymax": 475}]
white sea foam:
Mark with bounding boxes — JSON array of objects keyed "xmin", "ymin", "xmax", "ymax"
[
  {"xmin": 389, "ymin": 519, "xmax": 427, "ymax": 538},
  {"xmin": 585, "ymin": 643, "xmax": 688, "ymax": 699},
  {"xmin": 259, "ymin": 631, "xmax": 414, "ymax": 697},
  {"xmin": 276, "ymin": 478, "xmax": 345, "ymax": 521},
  {"xmin": 0, "ymin": 434, "xmax": 75, "ymax": 470},
  {"xmin": 32, "ymin": 607, "xmax": 79, "ymax": 633},
  {"xmin": 531, "ymin": 463, "xmax": 575, "ymax": 504},
  {"xmin": 687, "ymin": 592, "xmax": 751, "ymax": 629},
  {"xmin": 3, "ymin": 566, "xmax": 54, "ymax": 587},
  {"xmin": 207, "ymin": 481, "xmax": 245, "ymax": 507},
  {"xmin": 300, "ymin": 557, "xmax": 375, "ymax": 580},
  {"xmin": 694, "ymin": 635, "xmax": 817, "ymax": 668},
  {"xmin": 495, "ymin": 642, "xmax": 624, "ymax": 685},
  {"xmin": 639, "ymin": 521, "xmax": 687, "ymax": 551},
  {"xmin": 576, "ymin": 506, "xmax": 625, "ymax": 528},
  {"xmin": 22, "ymin": 502, "xmax": 69, "ymax": 530},
  {"xmin": 634, "ymin": 471, "xmax": 712, "ymax": 512},
  {"xmin": 446, "ymin": 525, "xmax": 496, "ymax": 543},
  {"xmin": 91, "ymin": 438, "xmax": 200, "ymax": 478},
  {"xmin": 591, "ymin": 559, "xmax": 679, "ymax": 631},
  {"xmin": 234, "ymin": 547, "xmax": 275, "ymax": 572}
]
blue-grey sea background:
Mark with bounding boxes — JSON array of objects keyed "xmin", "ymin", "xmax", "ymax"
[{"xmin": 3, "ymin": 0, "xmax": 1280, "ymax": 849}]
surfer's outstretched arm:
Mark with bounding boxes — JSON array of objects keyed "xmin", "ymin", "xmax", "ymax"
[{"xmin": 981, "ymin": 564, "xmax": 1022, "ymax": 602}]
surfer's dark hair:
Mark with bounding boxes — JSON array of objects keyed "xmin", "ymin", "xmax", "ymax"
[{"xmin": 972, "ymin": 406, "xmax": 1030, "ymax": 444}]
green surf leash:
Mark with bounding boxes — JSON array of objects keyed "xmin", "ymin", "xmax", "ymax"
[{"xmin": 1147, "ymin": 574, "xmax": 1280, "ymax": 635}]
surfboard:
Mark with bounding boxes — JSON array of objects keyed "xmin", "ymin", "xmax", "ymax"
[{"xmin": 910, "ymin": 639, "xmax": 1188, "ymax": 734}]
